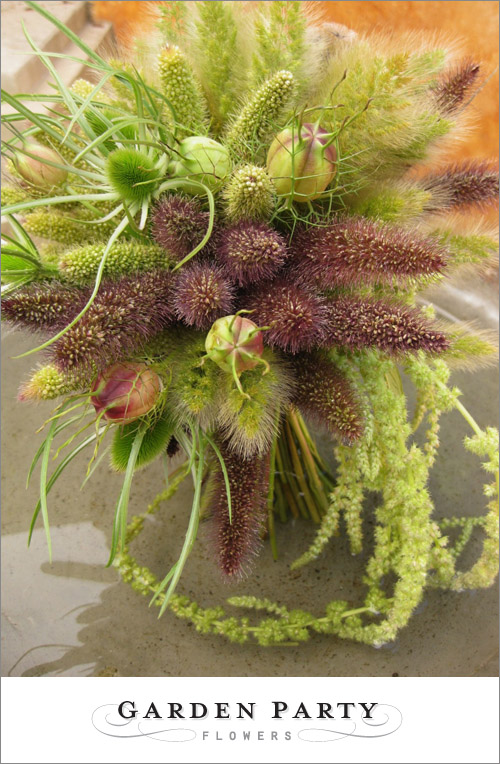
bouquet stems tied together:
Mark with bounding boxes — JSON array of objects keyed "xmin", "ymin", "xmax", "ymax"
[{"xmin": 1, "ymin": 0, "xmax": 498, "ymax": 647}]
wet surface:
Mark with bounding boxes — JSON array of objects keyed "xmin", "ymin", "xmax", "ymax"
[{"xmin": 1, "ymin": 278, "xmax": 498, "ymax": 677}]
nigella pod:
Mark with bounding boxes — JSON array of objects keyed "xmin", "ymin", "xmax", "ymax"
[
  {"xmin": 90, "ymin": 362, "xmax": 162, "ymax": 424},
  {"xmin": 266, "ymin": 122, "xmax": 337, "ymax": 202},
  {"xmin": 13, "ymin": 142, "xmax": 68, "ymax": 189}
]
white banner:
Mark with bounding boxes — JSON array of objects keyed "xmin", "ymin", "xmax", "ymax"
[{"xmin": 1, "ymin": 676, "xmax": 499, "ymax": 764}]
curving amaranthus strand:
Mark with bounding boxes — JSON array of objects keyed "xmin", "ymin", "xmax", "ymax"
[
  {"xmin": 292, "ymin": 217, "xmax": 447, "ymax": 288},
  {"xmin": 225, "ymin": 70, "xmax": 295, "ymax": 161}
]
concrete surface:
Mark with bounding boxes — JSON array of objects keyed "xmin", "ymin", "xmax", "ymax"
[{"xmin": 1, "ymin": 278, "xmax": 498, "ymax": 677}]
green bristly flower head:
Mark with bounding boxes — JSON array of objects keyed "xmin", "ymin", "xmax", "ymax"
[
  {"xmin": 157, "ymin": 46, "xmax": 208, "ymax": 136},
  {"xmin": 59, "ymin": 242, "xmax": 170, "ymax": 283},
  {"xmin": 223, "ymin": 165, "xmax": 275, "ymax": 222},
  {"xmin": 106, "ymin": 148, "xmax": 164, "ymax": 203},
  {"xmin": 18, "ymin": 364, "xmax": 73, "ymax": 401}
]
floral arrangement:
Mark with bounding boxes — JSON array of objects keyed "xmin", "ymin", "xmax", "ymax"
[{"xmin": 1, "ymin": 0, "xmax": 498, "ymax": 647}]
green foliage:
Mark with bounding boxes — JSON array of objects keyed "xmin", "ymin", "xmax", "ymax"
[
  {"xmin": 110, "ymin": 412, "xmax": 175, "ymax": 472},
  {"xmin": 433, "ymin": 228, "xmax": 498, "ymax": 267},
  {"xmin": 351, "ymin": 183, "xmax": 432, "ymax": 222},
  {"xmin": 192, "ymin": 1, "xmax": 244, "ymax": 132},
  {"xmin": 251, "ymin": 1, "xmax": 307, "ymax": 88}
]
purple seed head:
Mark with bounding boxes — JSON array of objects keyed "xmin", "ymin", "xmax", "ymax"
[
  {"xmin": 216, "ymin": 221, "xmax": 288, "ymax": 286},
  {"xmin": 150, "ymin": 193, "xmax": 211, "ymax": 261},
  {"xmin": 433, "ymin": 59, "xmax": 480, "ymax": 114},
  {"xmin": 247, "ymin": 280, "xmax": 328, "ymax": 353},
  {"xmin": 173, "ymin": 262, "xmax": 235, "ymax": 330}
]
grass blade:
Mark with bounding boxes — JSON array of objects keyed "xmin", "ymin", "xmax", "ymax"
[{"xmin": 107, "ymin": 426, "xmax": 145, "ymax": 566}]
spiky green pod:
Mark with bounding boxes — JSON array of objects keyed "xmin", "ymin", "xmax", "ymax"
[
  {"xmin": 59, "ymin": 242, "xmax": 169, "ymax": 283},
  {"xmin": 18, "ymin": 364, "xmax": 75, "ymax": 401},
  {"xmin": 225, "ymin": 70, "xmax": 295, "ymax": 161},
  {"xmin": 167, "ymin": 333, "xmax": 224, "ymax": 427},
  {"xmin": 216, "ymin": 349, "xmax": 294, "ymax": 458},
  {"xmin": 157, "ymin": 46, "xmax": 208, "ymax": 136},
  {"xmin": 106, "ymin": 148, "xmax": 161, "ymax": 203},
  {"xmin": 23, "ymin": 210, "xmax": 114, "ymax": 246},
  {"xmin": 223, "ymin": 165, "xmax": 275, "ymax": 223}
]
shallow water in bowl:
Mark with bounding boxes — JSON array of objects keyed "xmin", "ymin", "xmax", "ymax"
[{"xmin": 1, "ymin": 278, "xmax": 498, "ymax": 677}]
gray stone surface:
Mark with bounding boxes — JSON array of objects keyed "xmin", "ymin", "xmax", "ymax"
[{"xmin": 1, "ymin": 279, "xmax": 498, "ymax": 677}]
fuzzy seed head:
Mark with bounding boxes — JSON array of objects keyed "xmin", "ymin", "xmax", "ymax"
[
  {"xmin": 292, "ymin": 353, "xmax": 363, "ymax": 443},
  {"xmin": 157, "ymin": 46, "xmax": 207, "ymax": 135},
  {"xmin": 207, "ymin": 441, "xmax": 269, "ymax": 579},
  {"xmin": 18, "ymin": 364, "xmax": 73, "ymax": 402},
  {"xmin": 433, "ymin": 60, "xmax": 480, "ymax": 114},
  {"xmin": 106, "ymin": 148, "xmax": 160, "ymax": 203},
  {"xmin": 324, "ymin": 297, "xmax": 450, "ymax": 355},
  {"xmin": 223, "ymin": 165, "xmax": 275, "ymax": 223},
  {"xmin": 292, "ymin": 217, "xmax": 447, "ymax": 289},
  {"xmin": 247, "ymin": 281, "xmax": 328, "ymax": 353},
  {"xmin": 173, "ymin": 262, "xmax": 235, "ymax": 330},
  {"xmin": 216, "ymin": 221, "xmax": 288, "ymax": 285},
  {"xmin": 59, "ymin": 242, "xmax": 168, "ymax": 283},
  {"xmin": 2, "ymin": 283, "xmax": 84, "ymax": 331},
  {"xmin": 424, "ymin": 161, "xmax": 499, "ymax": 210},
  {"xmin": 151, "ymin": 194, "xmax": 211, "ymax": 262},
  {"xmin": 50, "ymin": 271, "xmax": 174, "ymax": 373}
]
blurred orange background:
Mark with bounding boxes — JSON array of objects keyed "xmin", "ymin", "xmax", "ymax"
[{"xmin": 91, "ymin": 0, "xmax": 499, "ymax": 161}]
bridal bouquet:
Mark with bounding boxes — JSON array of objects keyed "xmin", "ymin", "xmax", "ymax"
[{"xmin": 1, "ymin": 0, "xmax": 498, "ymax": 646}]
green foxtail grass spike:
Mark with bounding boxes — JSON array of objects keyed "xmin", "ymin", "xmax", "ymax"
[
  {"xmin": 59, "ymin": 242, "xmax": 170, "ymax": 283},
  {"xmin": 157, "ymin": 46, "xmax": 208, "ymax": 136},
  {"xmin": 222, "ymin": 165, "xmax": 275, "ymax": 222},
  {"xmin": 225, "ymin": 70, "xmax": 295, "ymax": 161}
]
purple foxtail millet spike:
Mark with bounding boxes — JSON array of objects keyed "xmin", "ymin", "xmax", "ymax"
[
  {"xmin": 208, "ymin": 441, "xmax": 269, "ymax": 579},
  {"xmin": 216, "ymin": 221, "xmax": 288, "ymax": 286},
  {"xmin": 423, "ymin": 161, "xmax": 499, "ymax": 210},
  {"xmin": 246, "ymin": 280, "xmax": 328, "ymax": 353},
  {"xmin": 324, "ymin": 297, "xmax": 450, "ymax": 355},
  {"xmin": 292, "ymin": 353, "xmax": 363, "ymax": 443},
  {"xmin": 290, "ymin": 218, "xmax": 447, "ymax": 289},
  {"xmin": 433, "ymin": 59, "xmax": 480, "ymax": 114},
  {"xmin": 49, "ymin": 271, "xmax": 175, "ymax": 373},
  {"xmin": 151, "ymin": 194, "xmax": 211, "ymax": 261},
  {"xmin": 173, "ymin": 262, "xmax": 235, "ymax": 329},
  {"xmin": 2, "ymin": 283, "xmax": 87, "ymax": 331}
]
